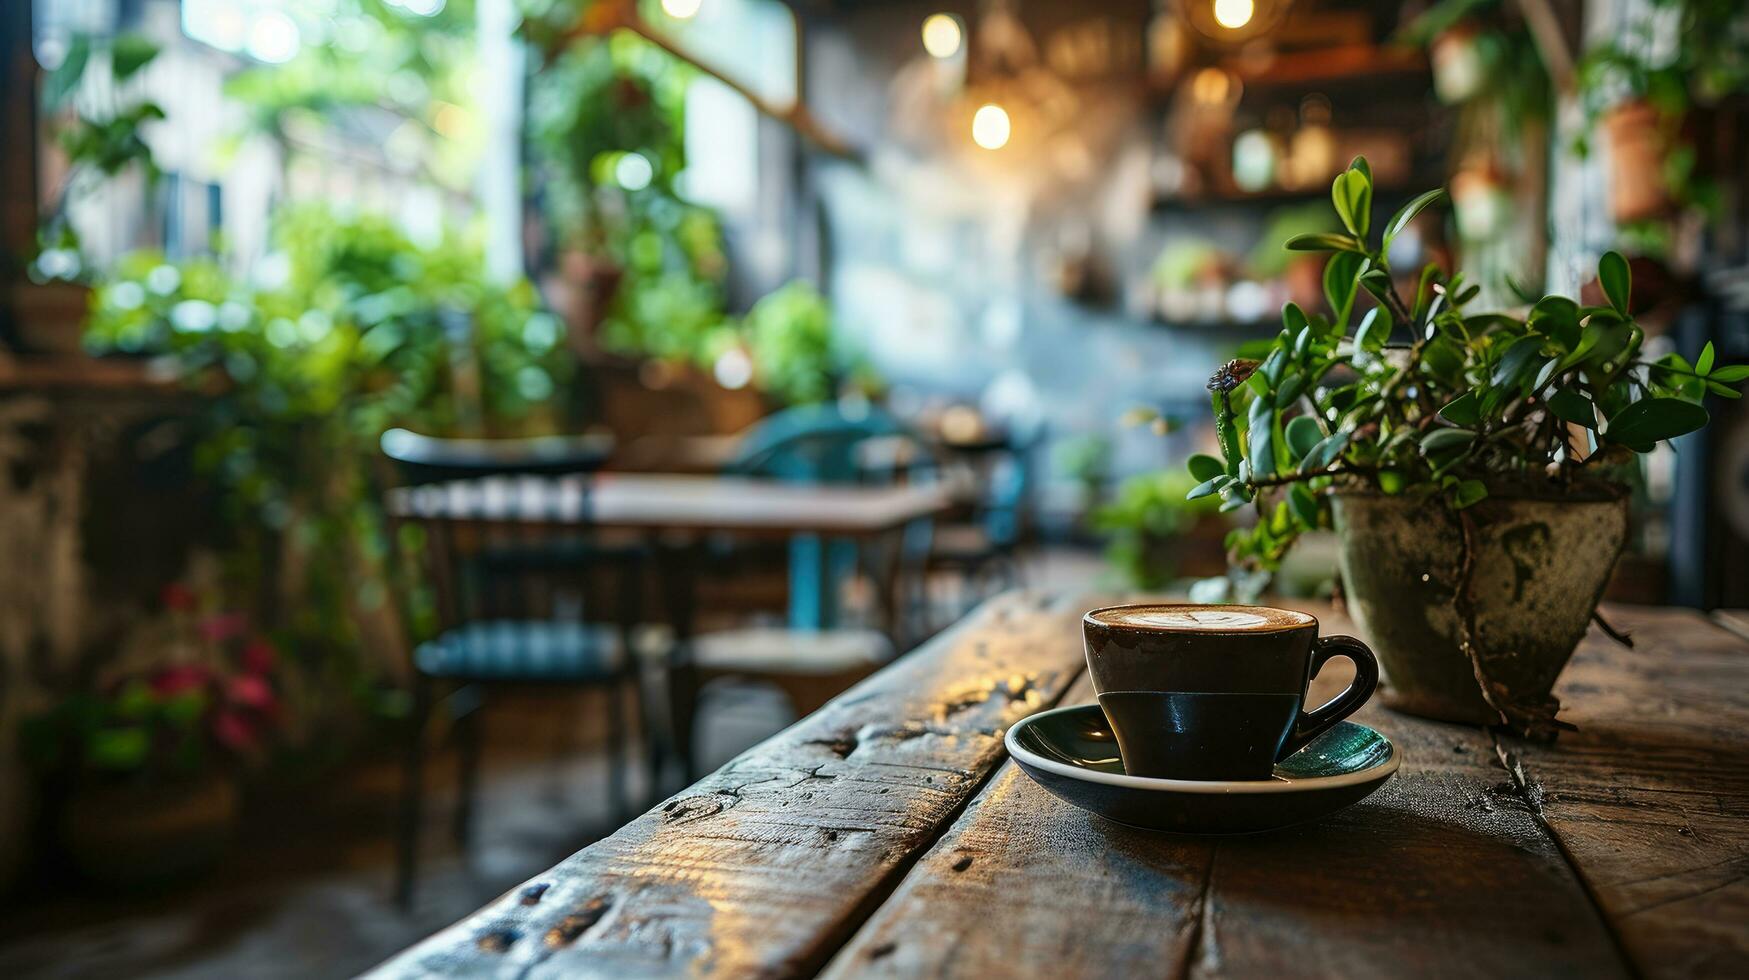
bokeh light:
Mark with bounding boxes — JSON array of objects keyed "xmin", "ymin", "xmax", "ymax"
[
  {"xmin": 921, "ymin": 14, "xmax": 963, "ymax": 59},
  {"xmin": 971, "ymin": 104, "xmax": 1011, "ymax": 150},
  {"xmin": 662, "ymin": 0, "xmax": 705, "ymax": 19},
  {"xmin": 1213, "ymin": 0, "xmax": 1255, "ymax": 30}
]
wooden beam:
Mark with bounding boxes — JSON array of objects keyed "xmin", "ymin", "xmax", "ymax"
[{"xmin": 560, "ymin": 0, "xmax": 862, "ymax": 165}]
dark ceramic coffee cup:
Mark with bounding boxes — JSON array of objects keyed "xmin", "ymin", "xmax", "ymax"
[{"xmin": 1083, "ymin": 603, "xmax": 1379, "ymax": 781}]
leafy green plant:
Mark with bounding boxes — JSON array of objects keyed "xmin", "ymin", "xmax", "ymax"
[
  {"xmin": 1185, "ymin": 157, "xmax": 1741, "ymax": 578},
  {"xmin": 1575, "ymin": 0, "xmax": 1749, "ymax": 212},
  {"xmin": 85, "ymin": 206, "xmax": 569, "ymax": 669},
  {"xmin": 1094, "ymin": 471, "xmax": 1222, "ymax": 590},
  {"xmin": 740, "ymin": 280, "xmax": 847, "ymax": 405},
  {"xmin": 33, "ymin": 32, "xmax": 164, "ymax": 280}
]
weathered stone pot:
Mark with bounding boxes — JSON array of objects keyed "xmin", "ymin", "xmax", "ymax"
[{"xmin": 1331, "ymin": 489, "xmax": 1628, "ymax": 726}]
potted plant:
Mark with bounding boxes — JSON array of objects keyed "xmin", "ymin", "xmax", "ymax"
[
  {"xmin": 1182, "ymin": 158, "xmax": 1745, "ymax": 737},
  {"xmin": 11, "ymin": 33, "xmax": 163, "ymax": 355},
  {"xmin": 1094, "ymin": 471, "xmax": 1225, "ymax": 590},
  {"xmin": 23, "ymin": 585, "xmax": 285, "ymax": 884},
  {"xmin": 1576, "ymin": 0, "xmax": 1749, "ymax": 224}
]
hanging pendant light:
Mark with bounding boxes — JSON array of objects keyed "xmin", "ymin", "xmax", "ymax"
[{"xmin": 1179, "ymin": 0, "xmax": 1290, "ymax": 45}]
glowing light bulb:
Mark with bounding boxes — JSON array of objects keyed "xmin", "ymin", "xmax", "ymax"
[
  {"xmin": 1212, "ymin": 0, "xmax": 1254, "ymax": 30},
  {"xmin": 971, "ymin": 103, "xmax": 1011, "ymax": 150},
  {"xmin": 662, "ymin": 0, "xmax": 703, "ymax": 19},
  {"xmin": 921, "ymin": 13, "xmax": 963, "ymax": 58}
]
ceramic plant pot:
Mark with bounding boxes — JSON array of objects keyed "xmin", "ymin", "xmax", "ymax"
[{"xmin": 1331, "ymin": 490, "xmax": 1628, "ymax": 727}]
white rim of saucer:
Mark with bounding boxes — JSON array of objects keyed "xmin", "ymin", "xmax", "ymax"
[{"xmin": 1004, "ymin": 703, "xmax": 1400, "ymax": 795}]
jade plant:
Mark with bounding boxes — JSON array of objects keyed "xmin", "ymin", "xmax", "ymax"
[{"xmin": 1183, "ymin": 157, "xmax": 1745, "ymax": 583}]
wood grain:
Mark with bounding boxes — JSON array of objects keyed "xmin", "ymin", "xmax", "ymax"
[
  {"xmin": 365, "ymin": 592, "xmax": 1092, "ymax": 978},
  {"xmin": 1497, "ymin": 605, "xmax": 1749, "ymax": 979},
  {"xmin": 828, "ymin": 602, "xmax": 1630, "ymax": 979}
]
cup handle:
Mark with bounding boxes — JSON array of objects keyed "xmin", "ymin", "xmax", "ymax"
[{"xmin": 1278, "ymin": 634, "xmax": 1380, "ymax": 759}]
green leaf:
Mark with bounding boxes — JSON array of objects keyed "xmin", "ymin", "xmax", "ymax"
[
  {"xmin": 1285, "ymin": 416, "xmax": 1323, "ymax": 459},
  {"xmin": 1332, "ymin": 167, "xmax": 1372, "ymax": 239},
  {"xmin": 1289, "ymin": 483, "xmax": 1321, "ymax": 526},
  {"xmin": 1382, "ymin": 188, "xmax": 1446, "ymax": 252},
  {"xmin": 1529, "ymin": 296, "xmax": 1581, "ymax": 351},
  {"xmin": 1598, "ymin": 251, "xmax": 1631, "ymax": 315},
  {"xmin": 1212, "ymin": 392, "xmax": 1243, "ymax": 473},
  {"xmin": 1351, "ymin": 307, "xmax": 1384, "ymax": 354},
  {"xmin": 1491, "ymin": 335, "xmax": 1544, "ymax": 391},
  {"xmin": 1604, "ymin": 397, "xmax": 1708, "ymax": 451},
  {"xmin": 1323, "ymin": 253, "xmax": 1363, "ymax": 329},
  {"xmin": 1299, "ymin": 430, "xmax": 1349, "ymax": 472},
  {"xmin": 1377, "ymin": 469, "xmax": 1404, "ymax": 494},
  {"xmin": 1282, "ymin": 302, "xmax": 1310, "ymax": 336},
  {"xmin": 86, "ymin": 727, "xmax": 150, "ymax": 771},
  {"xmin": 1220, "ymin": 494, "xmax": 1250, "ymax": 513},
  {"xmin": 1285, "ymin": 232, "xmax": 1364, "ymax": 253},
  {"xmin": 1187, "ymin": 453, "xmax": 1226, "ymax": 482},
  {"xmin": 1248, "ymin": 411, "xmax": 1278, "ymax": 478},
  {"xmin": 1708, "ymin": 381, "xmax": 1743, "ymax": 399},
  {"xmin": 42, "ymin": 35, "xmax": 91, "ymax": 110},
  {"xmin": 1447, "ymin": 479, "xmax": 1488, "ymax": 510},
  {"xmin": 1697, "ymin": 341, "xmax": 1716, "ymax": 376},
  {"xmin": 1187, "ymin": 476, "xmax": 1224, "ymax": 500},
  {"xmin": 1420, "ymin": 427, "xmax": 1477, "ymax": 454},
  {"xmin": 1546, "ymin": 388, "xmax": 1597, "ymax": 428},
  {"xmin": 1438, "ymin": 392, "xmax": 1481, "ymax": 427},
  {"xmin": 1349, "ymin": 156, "xmax": 1372, "ymax": 184},
  {"xmin": 1411, "ymin": 265, "xmax": 1440, "ymax": 326},
  {"xmin": 110, "ymin": 33, "xmax": 161, "ymax": 81},
  {"xmin": 1275, "ymin": 375, "xmax": 1306, "ymax": 408},
  {"xmin": 1710, "ymin": 364, "xmax": 1749, "ymax": 383}
]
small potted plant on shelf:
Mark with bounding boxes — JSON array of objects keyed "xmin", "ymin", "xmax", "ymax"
[
  {"xmin": 1183, "ymin": 158, "xmax": 1745, "ymax": 737},
  {"xmin": 23, "ymin": 584, "xmax": 285, "ymax": 884}
]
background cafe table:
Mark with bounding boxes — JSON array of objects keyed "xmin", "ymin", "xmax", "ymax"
[{"xmin": 369, "ymin": 593, "xmax": 1749, "ymax": 979}]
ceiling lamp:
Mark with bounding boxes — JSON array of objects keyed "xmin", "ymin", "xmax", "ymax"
[{"xmin": 1179, "ymin": 0, "xmax": 1288, "ymax": 44}]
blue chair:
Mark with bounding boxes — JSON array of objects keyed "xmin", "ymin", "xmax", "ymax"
[{"xmin": 724, "ymin": 404, "xmax": 929, "ymax": 631}]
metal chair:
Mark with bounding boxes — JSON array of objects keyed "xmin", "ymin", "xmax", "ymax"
[
  {"xmin": 926, "ymin": 417, "xmax": 1046, "ymax": 616},
  {"xmin": 378, "ymin": 428, "xmax": 642, "ymax": 908}
]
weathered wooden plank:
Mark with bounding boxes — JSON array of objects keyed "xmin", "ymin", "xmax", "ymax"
[
  {"xmin": 829, "ymin": 601, "xmax": 1630, "ymax": 980},
  {"xmin": 1710, "ymin": 608, "xmax": 1749, "ymax": 644},
  {"xmin": 365, "ymin": 592, "xmax": 1091, "ymax": 979},
  {"xmin": 1497, "ymin": 605, "xmax": 1749, "ymax": 980}
]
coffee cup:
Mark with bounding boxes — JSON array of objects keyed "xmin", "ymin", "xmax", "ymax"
[{"xmin": 1083, "ymin": 603, "xmax": 1379, "ymax": 781}]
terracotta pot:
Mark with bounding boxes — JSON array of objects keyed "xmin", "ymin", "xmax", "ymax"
[
  {"xmin": 1331, "ymin": 490, "xmax": 1628, "ymax": 727},
  {"xmin": 60, "ymin": 774, "xmax": 239, "ymax": 884},
  {"xmin": 8, "ymin": 280, "xmax": 92, "ymax": 355},
  {"xmin": 1605, "ymin": 100, "xmax": 1672, "ymax": 224}
]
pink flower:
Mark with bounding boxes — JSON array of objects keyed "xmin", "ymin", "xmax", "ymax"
[
  {"xmin": 240, "ymin": 639, "xmax": 278, "ymax": 675},
  {"xmin": 199, "ymin": 612, "xmax": 249, "ymax": 644},
  {"xmin": 150, "ymin": 664, "xmax": 212, "ymax": 697},
  {"xmin": 211, "ymin": 708, "xmax": 260, "ymax": 755},
  {"xmin": 226, "ymin": 674, "xmax": 277, "ymax": 712}
]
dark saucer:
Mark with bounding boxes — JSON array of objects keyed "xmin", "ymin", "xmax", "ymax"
[{"xmin": 1006, "ymin": 704, "xmax": 1399, "ymax": 835}]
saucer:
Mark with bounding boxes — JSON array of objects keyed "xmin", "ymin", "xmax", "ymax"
[{"xmin": 1006, "ymin": 704, "xmax": 1399, "ymax": 835}]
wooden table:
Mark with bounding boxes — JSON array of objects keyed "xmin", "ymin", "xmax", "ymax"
[{"xmin": 368, "ymin": 594, "xmax": 1749, "ymax": 979}]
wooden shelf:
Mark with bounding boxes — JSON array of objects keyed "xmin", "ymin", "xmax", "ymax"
[
  {"xmin": 1149, "ymin": 45, "xmax": 1429, "ymax": 96},
  {"xmin": 0, "ymin": 355, "xmax": 183, "ymax": 393}
]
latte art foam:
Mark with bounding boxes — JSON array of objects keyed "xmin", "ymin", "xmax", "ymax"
[{"xmin": 1088, "ymin": 604, "xmax": 1313, "ymax": 633}]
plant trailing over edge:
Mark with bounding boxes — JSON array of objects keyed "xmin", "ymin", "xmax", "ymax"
[{"xmin": 1183, "ymin": 157, "xmax": 1744, "ymax": 731}]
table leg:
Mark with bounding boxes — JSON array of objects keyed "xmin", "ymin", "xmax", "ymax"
[{"xmin": 655, "ymin": 535, "xmax": 702, "ymax": 785}]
